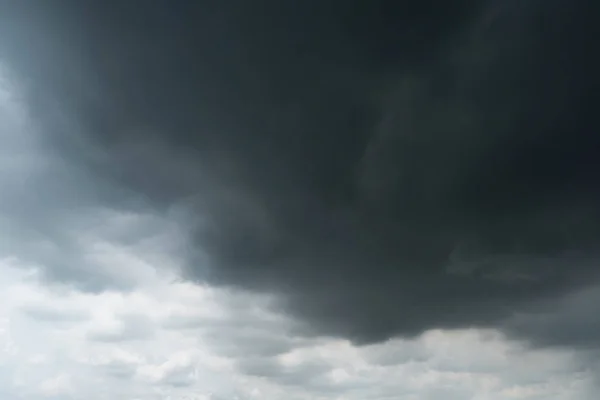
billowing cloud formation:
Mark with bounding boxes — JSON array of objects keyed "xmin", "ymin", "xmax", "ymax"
[
  {"xmin": 1, "ymin": 0, "xmax": 599, "ymax": 348},
  {"xmin": 1, "ymin": 252, "xmax": 599, "ymax": 400}
]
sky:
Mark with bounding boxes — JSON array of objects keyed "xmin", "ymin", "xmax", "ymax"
[{"xmin": 0, "ymin": 0, "xmax": 599, "ymax": 399}]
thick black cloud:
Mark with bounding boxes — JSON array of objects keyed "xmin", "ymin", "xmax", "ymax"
[
  {"xmin": 505, "ymin": 283, "xmax": 600, "ymax": 350},
  {"xmin": 2, "ymin": 0, "xmax": 599, "ymax": 344}
]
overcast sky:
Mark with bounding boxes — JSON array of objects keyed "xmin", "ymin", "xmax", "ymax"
[{"xmin": 1, "ymin": 1, "xmax": 599, "ymax": 399}]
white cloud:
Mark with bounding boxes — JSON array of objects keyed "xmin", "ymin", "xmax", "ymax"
[{"xmin": 39, "ymin": 374, "xmax": 73, "ymax": 397}]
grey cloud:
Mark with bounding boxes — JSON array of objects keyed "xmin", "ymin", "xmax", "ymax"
[
  {"xmin": 236, "ymin": 355, "xmax": 332, "ymax": 390},
  {"xmin": 161, "ymin": 314, "xmax": 208, "ymax": 331},
  {"xmin": 362, "ymin": 339, "xmax": 428, "ymax": 366},
  {"xmin": 87, "ymin": 314, "xmax": 156, "ymax": 343},
  {"xmin": 0, "ymin": 115, "xmax": 179, "ymax": 293},
  {"xmin": 161, "ymin": 300, "xmax": 311, "ymax": 361},
  {"xmin": 203, "ymin": 328, "xmax": 302, "ymax": 358},
  {"xmin": 159, "ymin": 367, "xmax": 197, "ymax": 388},
  {"xmin": 161, "ymin": 288, "xmax": 311, "ymax": 359},
  {"xmin": 419, "ymin": 387, "xmax": 472, "ymax": 400},
  {"xmin": 236, "ymin": 357, "xmax": 281, "ymax": 378},
  {"xmin": 0, "ymin": 52, "xmax": 154, "ymax": 292},
  {"xmin": 19, "ymin": 304, "xmax": 88, "ymax": 324},
  {"xmin": 0, "ymin": 212, "xmax": 156, "ymax": 293},
  {"xmin": 505, "ymin": 284, "xmax": 600, "ymax": 350},
  {"xmin": 2, "ymin": 0, "xmax": 599, "ymax": 351},
  {"xmin": 162, "ymin": 300, "xmax": 292, "ymax": 336},
  {"xmin": 97, "ymin": 361, "xmax": 137, "ymax": 380}
]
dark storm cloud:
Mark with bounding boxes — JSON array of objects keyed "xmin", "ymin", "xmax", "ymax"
[
  {"xmin": 1, "ymin": 0, "xmax": 599, "ymax": 346},
  {"xmin": 505, "ymin": 284, "xmax": 600, "ymax": 350}
]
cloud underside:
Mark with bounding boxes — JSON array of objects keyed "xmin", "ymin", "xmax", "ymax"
[
  {"xmin": 1, "ymin": 255, "xmax": 599, "ymax": 400},
  {"xmin": 0, "ymin": 0, "xmax": 599, "ymax": 350}
]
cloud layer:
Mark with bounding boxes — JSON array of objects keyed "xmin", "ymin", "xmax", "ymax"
[
  {"xmin": 1, "ymin": 244, "xmax": 599, "ymax": 399},
  {"xmin": 0, "ymin": 2, "xmax": 599, "ymax": 391}
]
